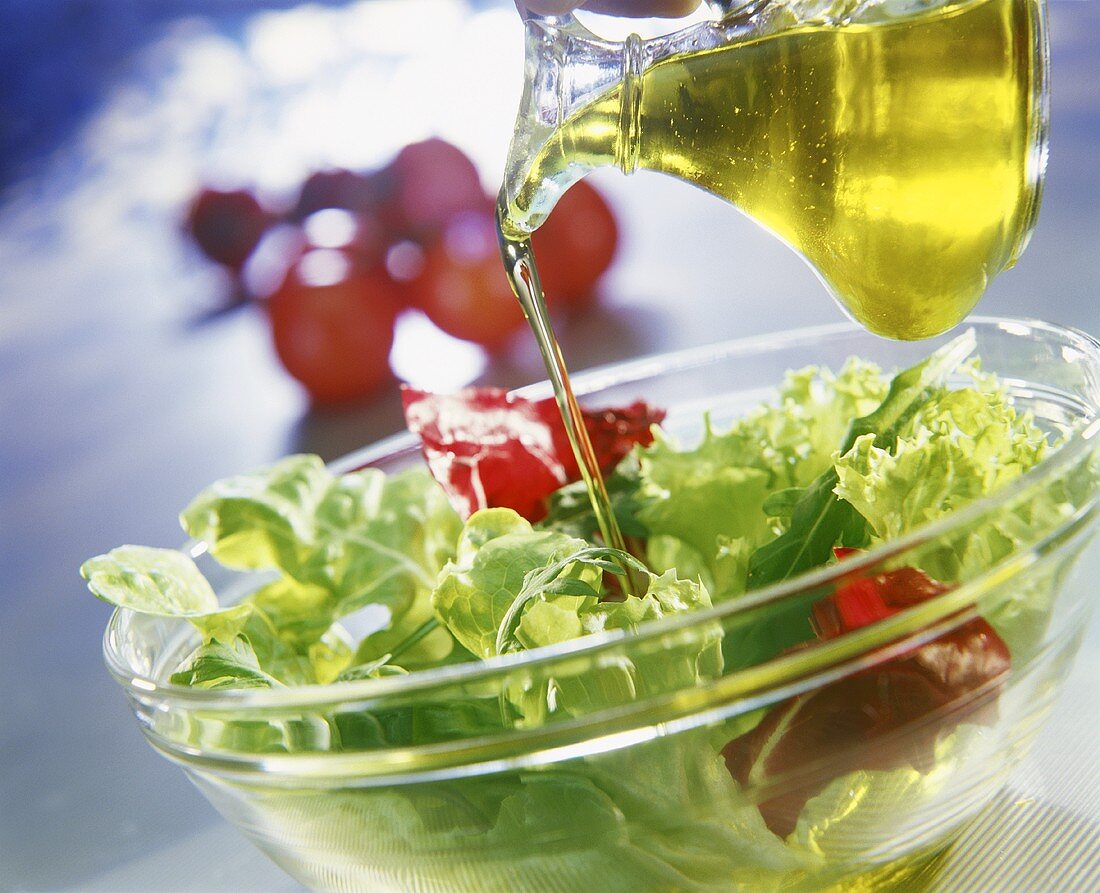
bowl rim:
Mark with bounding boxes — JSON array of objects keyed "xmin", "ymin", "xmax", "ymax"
[{"xmin": 103, "ymin": 315, "xmax": 1100, "ymax": 711}]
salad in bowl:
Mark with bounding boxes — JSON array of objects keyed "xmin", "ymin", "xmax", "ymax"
[{"xmin": 87, "ymin": 319, "xmax": 1100, "ymax": 892}]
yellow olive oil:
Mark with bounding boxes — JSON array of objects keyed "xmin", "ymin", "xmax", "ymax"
[{"xmin": 505, "ymin": 0, "xmax": 1044, "ymax": 339}]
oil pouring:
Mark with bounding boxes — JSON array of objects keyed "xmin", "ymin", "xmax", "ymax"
[{"xmin": 497, "ymin": 0, "xmax": 1048, "ymax": 549}]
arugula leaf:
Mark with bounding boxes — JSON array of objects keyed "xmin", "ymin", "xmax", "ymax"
[
  {"xmin": 80, "ymin": 545, "xmax": 251, "ymax": 645},
  {"xmin": 746, "ymin": 330, "xmax": 978, "ymax": 589},
  {"xmin": 496, "ymin": 546, "xmax": 648, "ymax": 655},
  {"xmin": 541, "ymin": 465, "xmax": 651, "ymax": 540}
]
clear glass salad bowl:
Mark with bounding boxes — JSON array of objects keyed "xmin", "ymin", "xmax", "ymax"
[{"xmin": 104, "ymin": 318, "xmax": 1100, "ymax": 893}]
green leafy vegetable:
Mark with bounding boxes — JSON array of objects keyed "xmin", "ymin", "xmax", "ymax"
[
  {"xmin": 632, "ymin": 359, "xmax": 889, "ymax": 603},
  {"xmin": 80, "ymin": 545, "xmax": 251, "ymax": 644},
  {"xmin": 788, "ymin": 724, "xmax": 995, "ymax": 858},
  {"xmin": 541, "ymin": 465, "xmax": 652, "ymax": 540},
  {"xmin": 636, "ymin": 425, "xmax": 772, "ymax": 602},
  {"xmin": 180, "ymin": 455, "xmax": 330, "ymax": 573},
  {"xmin": 833, "ymin": 378, "xmax": 1052, "ymax": 581},
  {"xmin": 746, "ymin": 330, "xmax": 977, "ymax": 589},
  {"xmin": 181, "ymin": 458, "xmax": 463, "ymax": 667},
  {"xmin": 431, "ymin": 509, "xmax": 601, "ymax": 659},
  {"xmin": 513, "ymin": 569, "xmax": 724, "ymax": 718},
  {"xmin": 169, "ymin": 638, "xmax": 281, "ymax": 690},
  {"xmin": 495, "ymin": 545, "xmax": 649, "ymax": 654}
]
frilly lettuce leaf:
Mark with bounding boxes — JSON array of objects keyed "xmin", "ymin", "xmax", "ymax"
[
  {"xmin": 711, "ymin": 359, "xmax": 889, "ymax": 490},
  {"xmin": 634, "ymin": 360, "xmax": 888, "ymax": 602},
  {"xmin": 746, "ymin": 330, "xmax": 979, "ymax": 590},
  {"xmin": 181, "ymin": 458, "xmax": 463, "ymax": 665},
  {"xmin": 833, "ymin": 377, "xmax": 1057, "ymax": 583}
]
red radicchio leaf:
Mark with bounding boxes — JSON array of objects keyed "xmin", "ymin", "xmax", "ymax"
[
  {"xmin": 401, "ymin": 386, "xmax": 664, "ymax": 522},
  {"xmin": 722, "ymin": 553, "xmax": 1011, "ymax": 837}
]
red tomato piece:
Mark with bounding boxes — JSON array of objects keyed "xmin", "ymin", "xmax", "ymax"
[
  {"xmin": 292, "ymin": 168, "xmax": 382, "ymax": 220},
  {"xmin": 530, "ymin": 179, "xmax": 619, "ymax": 309},
  {"xmin": 185, "ymin": 188, "xmax": 272, "ymax": 270},
  {"xmin": 723, "ymin": 559, "xmax": 1011, "ymax": 837},
  {"xmin": 408, "ymin": 211, "xmax": 528, "ymax": 349},
  {"xmin": 378, "ymin": 138, "xmax": 487, "ymax": 238},
  {"xmin": 267, "ymin": 248, "xmax": 399, "ymax": 405},
  {"xmin": 401, "ymin": 387, "xmax": 665, "ymax": 521}
]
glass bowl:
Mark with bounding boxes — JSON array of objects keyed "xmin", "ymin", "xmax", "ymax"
[{"xmin": 104, "ymin": 317, "xmax": 1100, "ymax": 893}]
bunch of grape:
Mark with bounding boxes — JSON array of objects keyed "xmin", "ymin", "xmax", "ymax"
[{"xmin": 185, "ymin": 139, "xmax": 619, "ymax": 404}]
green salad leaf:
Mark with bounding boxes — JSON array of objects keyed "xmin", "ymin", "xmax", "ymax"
[
  {"xmin": 637, "ymin": 425, "xmax": 772, "ymax": 601},
  {"xmin": 169, "ymin": 638, "xmax": 281, "ymax": 690},
  {"xmin": 80, "ymin": 545, "xmax": 252, "ymax": 644},
  {"xmin": 511, "ymin": 570, "xmax": 724, "ymax": 719},
  {"xmin": 833, "ymin": 374, "xmax": 1053, "ymax": 582},
  {"xmin": 632, "ymin": 359, "xmax": 889, "ymax": 603},
  {"xmin": 181, "ymin": 459, "xmax": 463, "ymax": 667},
  {"xmin": 431, "ymin": 509, "xmax": 600, "ymax": 659},
  {"xmin": 788, "ymin": 724, "xmax": 997, "ymax": 861},
  {"xmin": 746, "ymin": 329, "xmax": 978, "ymax": 589},
  {"xmin": 703, "ymin": 359, "xmax": 890, "ymax": 490},
  {"xmin": 180, "ymin": 455, "xmax": 330, "ymax": 573},
  {"xmin": 541, "ymin": 464, "xmax": 652, "ymax": 541}
]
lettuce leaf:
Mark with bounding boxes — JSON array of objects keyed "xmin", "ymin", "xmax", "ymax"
[
  {"xmin": 636, "ymin": 426, "xmax": 772, "ymax": 601},
  {"xmin": 633, "ymin": 359, "xmax": 890, "ymax": 602},
  {"xmin": 788, "ymin": 724, "xmax": 999, "ymax": 861},
  {"xmin": 512, "ymin": 570, "xmax": 724, "ymax": 718},
  {"xmin": 746, "ymin": 330, "xmax": 978, "ymax": 589},
  {"xmin": 703, "ymin": 359, "xmax": 889, "ymax": 490},
  {"xmin": 181, "ymin": 458, "xmax": 463, "ymax": 665},
  {"xmin": 169, "ymin": 638, "xmax": 281, "ymax": 690},
  {"xmin": 431, "ymin": 509, "xmax": 600, "ymax": 659},
  {"xmin": 831, "ymin": 370, "xmax": 1065, "ymax": 586},
  {"xmin": 80, "ymin": 545, "xmax": 252, "ymax": 645}
]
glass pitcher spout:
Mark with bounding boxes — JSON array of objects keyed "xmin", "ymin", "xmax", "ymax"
[
  {"xmin": 499, "ymin": 0, "xmax": 1049, "ymax": 341},
  {"xmin": 501, "ymin": 3, "xmax": 773, "ymax": 233}
]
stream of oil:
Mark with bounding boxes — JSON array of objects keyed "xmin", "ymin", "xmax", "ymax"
[{"xmin": 497, "ymin": 220, "xmax": 631, "ymax": 562}]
